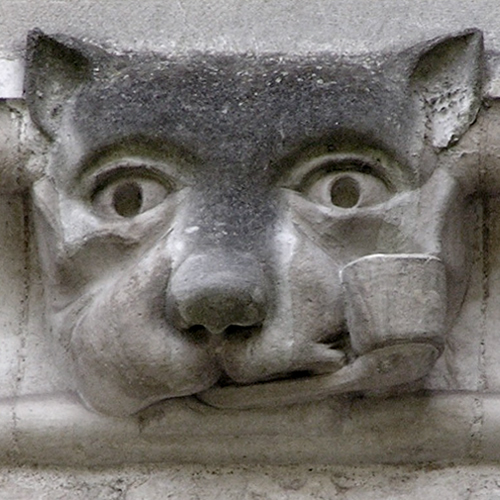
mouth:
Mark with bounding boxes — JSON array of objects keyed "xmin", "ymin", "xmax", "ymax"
[
  {"xmin": 196, "ymin": 342, "xmax": 440, "ymax": 409},
  {"xmin": 192, "ymin": 324, "xmax": 350, "ymax": 386}
]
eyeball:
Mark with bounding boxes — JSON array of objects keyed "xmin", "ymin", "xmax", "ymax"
[
  {"xmin": 92, "ymin": 176, "xmax": 172, "ymax": 218},
  {"xmin": 305, "ymin": 169, "xmax": 392, "ymax": 209}
]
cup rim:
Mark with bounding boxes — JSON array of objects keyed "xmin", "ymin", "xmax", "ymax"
[{"xmin": 340, "ymin": 253, "xmax": 444, "ymax": 277}]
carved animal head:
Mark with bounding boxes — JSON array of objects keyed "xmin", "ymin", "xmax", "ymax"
[{"xmin": 24, "ymin": 29, "xmax": 482, "ymax": 415}]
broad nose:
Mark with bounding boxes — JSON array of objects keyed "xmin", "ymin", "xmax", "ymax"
[{"xmin": 167, "ymin": 252, "xmax": 268, "ymax": 335}]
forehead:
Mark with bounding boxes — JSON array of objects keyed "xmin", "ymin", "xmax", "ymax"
[{"xmin": 69, "ymin": 53, "xmax": 416, "ymax": 169}]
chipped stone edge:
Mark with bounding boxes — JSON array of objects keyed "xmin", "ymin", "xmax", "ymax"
[{"xmin": 0, "ymin": 59, "xmax": 24, "ymax": 99}]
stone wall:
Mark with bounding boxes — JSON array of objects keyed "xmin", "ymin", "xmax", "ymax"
[{"xmin": 2, "ymin": 0, "xmax": 500, "ymax": 498}]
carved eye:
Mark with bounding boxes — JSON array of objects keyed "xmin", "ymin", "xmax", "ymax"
[
  {"xmin": 92, "ymin": 175, "xmax": 172, "ymax": 218},
  {"xmin": 297, "ymin": 156, "xmax": 394, "ymax": 209},
  {"xmin": 306, "ymin": 170, "xmax": 392, "ymax": 209}
]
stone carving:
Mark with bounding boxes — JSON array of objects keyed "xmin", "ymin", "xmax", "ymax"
[{"xmin": 23, "ymin": 29, "xmax": 482, "ymax": 416}]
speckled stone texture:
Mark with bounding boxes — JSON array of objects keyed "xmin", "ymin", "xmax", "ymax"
[
  {"xmin": 3, "ymin": 464, "xmax": 500, "ymax": 499},
  {"xmin": 2, "ymin": 0, "xmax": 500, "ymax": 498}
]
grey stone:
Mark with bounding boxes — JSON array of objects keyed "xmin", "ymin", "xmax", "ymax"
[
  {"xmin": 18, "ymin": 29, "xmax": 482, "ymax": 417},
  {"xmin": 3, "ymin": 1, "xmax": 500, "ymax": 478}
]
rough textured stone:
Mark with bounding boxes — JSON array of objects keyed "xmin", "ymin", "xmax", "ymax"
[
  {"xmin": 4, "ymin": 0, "xmax": 500, "ymax": 497},
  {"xmin": 0, "ymin": 0, "xmax": 499, "ymax": 57},
  {"xmin": 18, "ymin": 29, "xmax": 481, "ymax": 418},
  {"xmin": 2, "ymin": 463, "xmax": 500, "ymax": 499}
]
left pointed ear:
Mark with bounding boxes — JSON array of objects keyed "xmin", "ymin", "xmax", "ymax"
[
  {"xmin": 24, "ymin": 29, "xmax": 110, "ymax": 139},
  {"xmin": 410, "ymin": 29, "xmax": 484, "ymax": 149}
]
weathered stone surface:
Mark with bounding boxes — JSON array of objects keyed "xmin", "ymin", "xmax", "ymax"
[
  {"xmin": 6, "ymin": 4, "xmax": 500, "ymax": 500},
  {"xmin": 16, "ymin": 29, "xmax": 481, "ymax": 418},
  {"xmin": 0, "ymin": 0, "xmax": 499, "ymax": 57},
  {"xmin": 5, "ymin": 1, "xmax": 500, "ymax": 491},
  {"xmin": 3, "ymin": 463, "xmax": 500, "ymax": 499}
]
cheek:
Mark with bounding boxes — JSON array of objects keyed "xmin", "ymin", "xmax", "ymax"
[
  {"xmin": 216, "ymin": 225, "xmax": 348, "ymax": 384},
  {"xmin": 286, "ymin": 232, "xmax": 346, "ymax": 340},
  {"xmin": 67, "ymin": 241, "xmax": 221, "ymax": 415}
]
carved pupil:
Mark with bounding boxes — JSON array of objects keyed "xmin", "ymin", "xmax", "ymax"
[
  {"xmin": 330, "ymin": 176, "xmax": 360, "ymax": 208},
  {"xmin": 112, "ymin": 182, "xmax": 143, "ymax": 217}
]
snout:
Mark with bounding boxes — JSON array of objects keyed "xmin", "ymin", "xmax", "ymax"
[
  {"xmin": 166, "ymin": 251, "xmax": 269, "ymax": 335},
  {"xmin": 164, "ymin": 233, "xmax": 347, "ymax": 388}
]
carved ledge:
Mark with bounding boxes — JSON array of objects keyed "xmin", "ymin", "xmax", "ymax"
[{"xmin": 0, "ymin": 392, "xmax": 498, "ymax": 466}]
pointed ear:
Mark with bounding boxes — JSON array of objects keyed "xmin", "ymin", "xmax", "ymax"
[
  {"xmin": 24, "ymin": 29, "xmax": 106, "ymax": 138},
  {"xmin": 410, "ymin": 29, "xmax": 483, "ymax": 149}
]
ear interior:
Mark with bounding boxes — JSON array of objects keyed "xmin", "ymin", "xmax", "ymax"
[
  {"xmin": 410, "ymin": 29, "xmax": 483, "ymax": 149},
  {"xmin": 24, "ymin": 30, "xmax": 94, "ymax": 137}
]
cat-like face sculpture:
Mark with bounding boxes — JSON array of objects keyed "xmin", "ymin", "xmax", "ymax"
[{"xmin": 24, "ymin": 30, "xmax": 482, "ymax": 415}]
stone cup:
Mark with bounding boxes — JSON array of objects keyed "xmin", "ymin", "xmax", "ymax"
[{"xmin": 340, "ymin": 254, "xmax": 447, "ymax": 356}]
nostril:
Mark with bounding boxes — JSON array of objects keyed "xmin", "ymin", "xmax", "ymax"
[
  {"xmin": 185, "ymin": 325, "xmax": 212, "ymax": 344},
  {"xmin": 176, "ymin": 286, "xmax": 266, "ymax": 334},
  {"xmin": 183, "ymin": 324, "xmax": 262, "ymax": 349}
]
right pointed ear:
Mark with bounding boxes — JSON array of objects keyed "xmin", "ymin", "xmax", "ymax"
[
  {"xmin": 409, "ymin": 29, "xmax": 484, "ymax": 149},
  {"xmin": 24, "ymin": 29, "xmax": 104, "ymax": 138}
]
